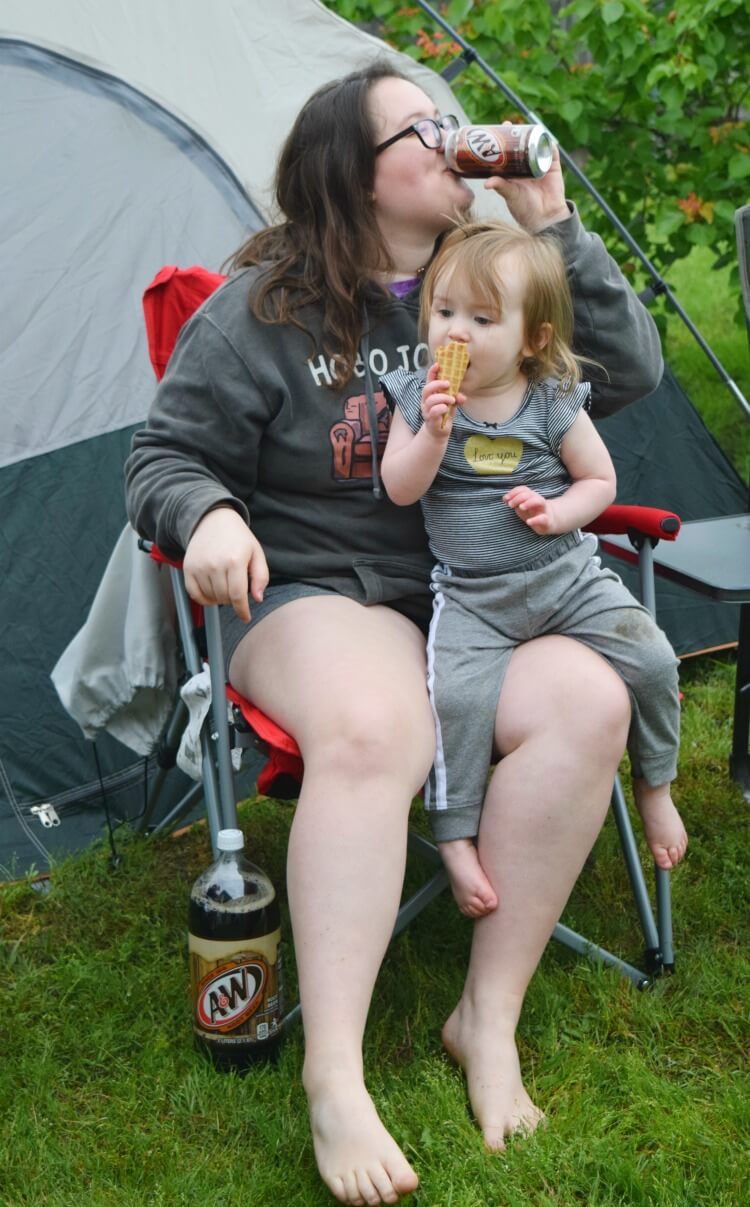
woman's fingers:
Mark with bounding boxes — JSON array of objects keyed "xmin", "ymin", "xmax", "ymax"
[
  {"xmin": 225, "ymin": 562, "xmax": 252, "ymax": 623},
  {"xmin": 247, "ymin": 539, "xmax": 270, "ymax": 605},
  {"xmin": 183, "ymin": 507, "xmax": 268, "ymax": 621}
]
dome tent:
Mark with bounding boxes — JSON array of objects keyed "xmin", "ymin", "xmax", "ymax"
[{"xmin": 0, "ymin": 0, "xmax": 489, "ymax": 879}]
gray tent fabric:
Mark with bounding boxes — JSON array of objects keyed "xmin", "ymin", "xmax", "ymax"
[
  {"xmin": 1, "ymin": 41, "xmax": 259, "ymax": 464},
  {"xmin": 0, "ymin": 41, "xmax": 264, "ymax": 876},
  {"xmin": 0, "ymin": 0, "xmax": 745, "ymax": 878}
]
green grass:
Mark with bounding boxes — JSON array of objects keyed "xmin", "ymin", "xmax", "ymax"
[
  {"xmin": 2, "ymin": 660, "xmax": 749, "ymax": 1206},
  {"xmin": 2, "ymin": 246, "xmax": 749, "ymax": 1205}
]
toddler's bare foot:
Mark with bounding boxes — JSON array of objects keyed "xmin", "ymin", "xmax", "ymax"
[
  {"xmin": 305, "ymin": 1072, "xmax": 418, "ymax": 1205},
  {"xmin": 632, "ymin": 779, "xmax": 688, "ymax": 870},
  {"xmin": 438, "ymin": 838, "xmax": 498, "ymax": 917},
  {"xmin": 442, "ymin": 1000, "xmax": 544, "ymax": 1149}
]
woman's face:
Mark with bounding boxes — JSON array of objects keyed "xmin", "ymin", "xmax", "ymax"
[{"xmin": 368, "ymin": 76, "xmax": 473, "ymax": 242}]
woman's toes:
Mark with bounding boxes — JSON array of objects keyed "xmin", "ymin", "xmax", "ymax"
[
  {"xmin": 342, "ymin": 1174, "xmax": 364, "ymax": 1206},
  {"xmin": 330, "ymin": 1174, "xmax": 357, "ymax": 1205},
  {"xmin": 355, "ymin": 1170, "xmax": 381, "ymax": 1206},
  {"xmin": 483, "ymin": 1125, "xmax": 506, "ymax": 1151},
  {"xmin": 368, "ymin": 1165, "xmax": 400, "ymax": 1205}
]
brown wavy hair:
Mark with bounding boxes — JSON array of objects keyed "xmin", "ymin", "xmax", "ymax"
[
  {"xmin": 420, "ymin": 219, "xmax": 585, "ymax": 385},
  {"xmin": 229, "ymin": 61, "xmax": 412, "ymax": 386}
]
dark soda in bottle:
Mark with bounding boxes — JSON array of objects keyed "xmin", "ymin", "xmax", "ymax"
[{"xmin": 188, "ymin": 828, "xmax": 283, "ymax": 1069}]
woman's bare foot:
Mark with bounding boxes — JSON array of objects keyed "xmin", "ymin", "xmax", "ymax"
[
  {"xmin": 441, "ymin": 1000, "xmax": 544, "ymax": 1149},
  {"xmin": 305, "ymin": 1072, "xmax": 418, "ymax": 1205},
  {"xmin": 632, "ymin": 779, "xmax": 688, "ymax": 870},
  {"xmin": 438, "ymin": 838, "xmax": 499, "ymax": 917}
]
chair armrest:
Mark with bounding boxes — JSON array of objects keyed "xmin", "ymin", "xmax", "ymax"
[{"xmin": 584, "ymin": 504, "xmax": 681, "ymax": 542}]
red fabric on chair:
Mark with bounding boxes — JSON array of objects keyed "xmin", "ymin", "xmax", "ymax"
[
  {"xmin": 226, "ymin": 687, "xmax": 304, "ymax": 797},
  {"xmin": 225, "ymin": 687, "xmax": 301, "ymax": 757},
  {"xmin": 143, "ymin": 265, "xmax": 227, "ymax": 381}
]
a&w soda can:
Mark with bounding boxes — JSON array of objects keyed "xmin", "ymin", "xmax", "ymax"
[
  {"xmin": 444, "ymin": 124, "xmax": 553, "ymax": 178},
  {"xmin": 188, "ymin": 828, "xmax": 283, "ymax": 1069}
]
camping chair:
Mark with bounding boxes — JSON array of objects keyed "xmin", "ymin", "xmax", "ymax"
[{"xmin": 135, "ymin": 266, "xmax": 682, "ymax": 997}]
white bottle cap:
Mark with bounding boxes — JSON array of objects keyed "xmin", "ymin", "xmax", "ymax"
[{"xmin": 217, "ymin": 828, "xmax": 244, "ymax": 851}]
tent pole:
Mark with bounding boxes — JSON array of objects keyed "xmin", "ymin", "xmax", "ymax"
[{"xmin": 413, "ymin": 0, "xmax": 750, "ymax": 421}]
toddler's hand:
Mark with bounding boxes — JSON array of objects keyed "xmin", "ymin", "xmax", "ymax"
[
  {"xmin": 504, "ymin": 486, "xmax": 558, "ymax": 534},
  {"xmin": 421, "ymin": 362, "xmax": 465, "ymax": 437}
]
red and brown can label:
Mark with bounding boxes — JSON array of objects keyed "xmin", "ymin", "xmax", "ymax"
[
  {"xmin": 460, "ymin": 126, "xmax": 507, "ymax": 170},
  {"xmin": 444, "ymin": 125, "xmax": 553, "ymax": 178}
]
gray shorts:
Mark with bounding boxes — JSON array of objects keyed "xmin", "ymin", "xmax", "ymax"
[
  {"xmin": 219, "ymin": 580, "xmax": 431, "ymax": 669},
  {"xmin": 425, "ymin": 534, "xmax": 680, "ymax": 841}
]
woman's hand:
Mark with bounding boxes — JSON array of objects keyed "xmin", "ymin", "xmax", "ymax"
[
  {"xmin": 483, "ymin": 136, "xmax": 570, "ymax": 234},
  {"xmin": 183, "ymin": 506, "xmax": 269, "ymax": 623}
]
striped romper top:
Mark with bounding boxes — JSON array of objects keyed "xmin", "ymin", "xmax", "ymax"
[{"xmin": 382, "ymin": 370, "xmax": 592, "ymax": 574}]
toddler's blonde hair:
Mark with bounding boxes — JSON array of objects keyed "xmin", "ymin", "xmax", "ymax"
[{"xmin": 421, "ymin": 218, "xmax": 582, "ymax": 385}]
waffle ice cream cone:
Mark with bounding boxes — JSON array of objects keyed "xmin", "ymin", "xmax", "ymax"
[{"xmin": 436, "ymin": 341, "xmax": 469, "ymax": 428}]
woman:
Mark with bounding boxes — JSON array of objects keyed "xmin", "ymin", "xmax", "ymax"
[{"xmin": 127, "ymin": 63, "xmax": 661, "ymax": 1207}]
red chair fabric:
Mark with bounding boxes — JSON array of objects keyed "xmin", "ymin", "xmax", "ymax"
[{"xmin": 143, "ymin": 265, "xmax": 227, "ymax": 381}]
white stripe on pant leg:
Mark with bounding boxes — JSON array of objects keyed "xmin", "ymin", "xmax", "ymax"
[{"xmin": 425, "ymin": 578, "xmax": 449, "ymax": 813}]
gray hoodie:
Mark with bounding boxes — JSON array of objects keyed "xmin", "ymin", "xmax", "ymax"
[{"xmin": 125, "ymin": 205, "xmax": 662, "ymax": 606}]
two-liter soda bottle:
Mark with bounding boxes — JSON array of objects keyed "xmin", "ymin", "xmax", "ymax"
[{"xmin": 188, "ymin": 828, "xmax": 283, "ymax": 1069}]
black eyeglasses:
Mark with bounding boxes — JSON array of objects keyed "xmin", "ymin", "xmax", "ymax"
[{"xmin": 375, "ymin": 114, "xmax": 460, "ymax": 155}]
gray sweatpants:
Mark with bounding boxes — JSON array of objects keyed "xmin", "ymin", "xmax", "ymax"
[{"xmin": 424, "ymin": 533, "xmax": 680, "ymax": 842}]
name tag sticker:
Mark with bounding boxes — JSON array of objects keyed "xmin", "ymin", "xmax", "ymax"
[{"xmin": 464, "ymin": 435, "xmax": 523, "ymax": 475}]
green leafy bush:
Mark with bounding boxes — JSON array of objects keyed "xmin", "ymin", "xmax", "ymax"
[{"xmin": 326, "ymin": 0, "xmax": 750, "ymax": 295}]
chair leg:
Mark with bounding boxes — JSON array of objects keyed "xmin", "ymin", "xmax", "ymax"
[
  {"xmin": 399, "ymin": 820, "xmax": 666, "ymax": 988},
  {"xmin": 655, "ymin": 867, "xmax": 674, "ymax": 972},
  {"xmin": 203, "ymin": 606, "xmax": 240, "ymax": 838},
  {"xmin": 167, "ymin": 568, "xmax": 237, "ymax": 855},
  {"xmin": 551, "ymin": 921, "xmax": 652, "ymax": 990},
  {"xmin": 135, "ymin": 696, "xmax": 190, "ymax": 835},
  {"xmin": 635, "ymin": 536, "xmax": 676, "ymax": 973},
  {"xmin": 609, "ymin": 774, "xmax": 664, "ymax": 975},
  {"xmin": 392, "ymin": 832, "xmax": 449, "ymax": 938},
  {"xmin": 730, "ymin": 601, "xmax": 750, "ymax": 799},
  {"xmin": 148, "ymin": 781, "xmax": 205, "ymax": 837}
]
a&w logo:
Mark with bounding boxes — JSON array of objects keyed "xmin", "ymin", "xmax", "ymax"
[
  {"xmin": 196, "ymin": 956, "xmax": 267, "ymax": 1032},
  {"xmin": 466, "ymin": 127, "xmax": 504, "ymax": 166}
]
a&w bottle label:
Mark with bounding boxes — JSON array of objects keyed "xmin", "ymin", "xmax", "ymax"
[{"xmin": 189, "ymin": 930, "xmax": 282, "ymax": 1050}]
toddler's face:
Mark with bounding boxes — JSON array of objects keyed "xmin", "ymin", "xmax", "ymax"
[{"xmin": 427, "ymin": 252, "xmax": 534, "ymax": 396}]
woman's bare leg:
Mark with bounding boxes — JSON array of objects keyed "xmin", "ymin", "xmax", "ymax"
[
  {"xmin": 442, "ymin": 635, "xmax": 631, "ymax": 1149},
  {"xmin": 229, "ymin": 597, "xmax": 434, "ymax": 1206}
]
